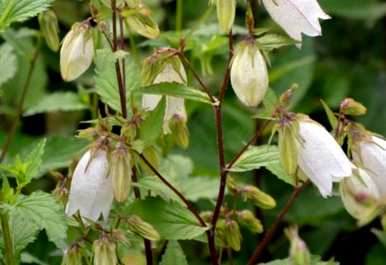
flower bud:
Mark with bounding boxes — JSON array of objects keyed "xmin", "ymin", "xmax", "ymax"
[
  {"xmin": 122, "ymin": 6, "xmax": 160, "ymax": 39},
  {"xmin": 93, "ymin": 237, "xmax": 118, "ymax": 265},
  {"xmin": 340, "ymin": 98, "xmax": 367, "ymax": 116},
  {"xmin": 38, "ymin": 10, "xmax": 60, "ymax": 52},
  {"xmin": 340, "ymin": 167, "xmax": 380, "ymax": 225},
  {"xmin": 60, "ymin": 22, "xmax": 94, "ymax": 81},
  {"xmin": 215, "ymin": 219, "xmax": 227, "ymax": 246},
  {"xmin": 216, "ymin": 0, "xmax": 236, "ymax": 33},
  {"xmin": 127, "ymin": 215, "xmax": 160, "ymax": 241},
  {"xmin": 225, "ymin": 220, "xmax": 242, "ymax": 251},
  {"xmin": 285, "ymin": 226, "xmax": 311, "ymax": 265},
  {"xmin": 169, "ymin": 117, "xmax": 189, "ymax": 149},
  {"xmin": 200, "ymin": 211, "xmax": 213, "ymax": 223},
  {"xmin": 230, "ymin": 39, "xmax": 269, "ymax": 107},
  {"xmin": 62, "ymin": 244, "xmax": 82, "ymax": 265},
  {"xmin": 111, "ymin": 144, "xmax": 132, "ymax": 202},
  {"xmin": 242, "ymin": 185, "xmax": 276, "ymax": 209},
  {"xmin": 226, "ymin": 176, "xmax": 240, "ymax": 194},
  {"xmin": 236, "ymin": 210, "xmax": 263, "ymax": 234},
  {"xmin": 278, "ymin": 121, "xmax": 300, "ymax": 179}
]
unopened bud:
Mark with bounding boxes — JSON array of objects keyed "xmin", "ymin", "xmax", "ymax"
[
  {"xmin": 285, "ymin": 226, "xmax": 311, "ymax": 265},
  {"xmin": 200, "ymin": 211, "xmax": 213, "ymax": 223},
  {"xmin": 236, "ymin": 210, "xmax": 263, "ymax": 234},
  {"xmin": 111, "ymin": 144, "xmax": 132, "ymax": 202},
  {"xmin": 215, "ymin": 219, "xmax": 227, "ymax": 246},
  {"xmin": 216, "ymin": 0, "xmax": 236, "ymax": 33},
  {"xmin": 62, "ymin": 244, "xmax": 82, "ymax": 265},
  {"xmin": 279, "ymin": 84, "xmax": 298, "ymax": 106},
  {"xmin": 60, "ymin": 22, "xmax": 94, "ymax": 81},
  {"xmin": 53, "ymin": 185, "xmax": 68, "ymax": 204},
  {"xmin": 38, "ymin": 10, "xmax": 60, "ymax": 51},
  {"xmin": 278, "ymin": 122, "xmax": 300, "ymax": 179},
  {"xmin": 122, "ymin": 7, "xmax": 160, "ymax": 39},
  {"xmin": 170, "ymin": 117, "xmax": 189, "ymax": 149},
  {"xmin": 226, "ymin": 176, "xmax": 240, "ymax": 194},
  {"xmin": 225, "ymin": 220, "xmax": 242, "ymax": 251},
  {"xmin": 230, "ymin": 39, "xmax": 269, "ymax": 107},
  {"xmin": 93, "ymin": 237, "xmax": 118, "ymax": 265},
  {"xmin": 139, "ymin": 146, "xmax": 160, "ymax": 176},
  {"xmin": 242, "ymin": 185, "xmax": 276, "ymax": 209},
  {"xmin": 340, "ymin": 98, "xmax": 367, "ymax": 116},
  {"xmin": 127, "ymin": 215, "xmax": 160, "ymax": 241}
]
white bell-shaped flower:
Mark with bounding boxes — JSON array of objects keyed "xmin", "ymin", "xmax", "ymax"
[
  {"xmin": 352, "ymin": 136, "xmax": 386, "ymax": 199},
  {"xmin": 60, "ymin": 23, "xmax": 94, "ymax": 81},
  {"xmin": 230, "ymin": 41, "xmax": 269, "ymax": 107},
  {"xmin": 65, "ymin": 150, "xmax": 113, "ymax": 222},
  {"xmin": 262, "ymin": 0, "xmax": 330, "ymax": 44},
  {"xmin": 142, "ymin": 63, "xmax": 187, "ymax": 133},
  {"xmin": 340, "ymin": 167, "xmax": 380, "ymax": 225},
  {"xmin": 297, "ymin": 119, "xmax": 352, "ymax": 197}
]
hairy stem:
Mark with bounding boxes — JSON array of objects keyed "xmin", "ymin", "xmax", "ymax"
[
  {"xmin": 247, "ymin": 181, "xmax": 309, "ymax": 265},
  {"xmin": 1, "ymin": 213, "xmax": 15, "ymax": 265}
]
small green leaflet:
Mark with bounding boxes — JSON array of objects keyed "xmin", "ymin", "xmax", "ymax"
[
  {"xmin": 9, "ymin": 192, "xmax": 68, "ymax": 251},
  {"xmin": 320, "ymin": 99, "xmax": 338, "ymax": 129},
  {"xmin": 139, "ymin": 97, "xmax": 166, "ymax": 144},
  {"xmin": 160, "ymin": 241, "xmax": 189, "ymax": 265},
  {"xmin": 0, "ymin": 139, "xmax": 46, "ymax": 187},
  {"xmin": 229, "ymin": 145, "xmax": 295, "ymax": 186},
  {"xmin": 259, "ymin": 256, "xmax": 339, "ymax": 265},
  {"xmin": 0, "ymin": 0, "xmax": 55, "ymax": 30},
  {"xmin": 94, "ymin": 49, "xmax": 139, "ymax": 112},
  {"xmin": 24, "ymin": 92, "xmax": 87, "ymax": 116},
  {"xmin": 136, "ymin": 82, "xmax": 214, "ymax": 105},
  {"xmin": 127, "ymin": 197, "xmax": 208, "ymax": 240},
  {"xmin": 0, "ymin": 43, "xmax": 17, "ymax": 87}
]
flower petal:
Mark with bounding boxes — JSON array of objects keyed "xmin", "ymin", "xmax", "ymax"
[
  {"xmin": 65, "ymin": 150, "xmax": 113, "ymax": 221},
  {"xmin": 298, "ymin": 121, "xmax": 352, "ymax": 197}
]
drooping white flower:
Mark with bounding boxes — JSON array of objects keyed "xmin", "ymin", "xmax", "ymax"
[
  {"xmin": 60, "ymin": 23, "xmax": 94, "ymax": 81},
  {"xmin": 65, "ymin": 150, "xmax": 113, "ymax": 222},
  {"xmin": 352, "ymin": 136, "xmax": 386, "ymax": 199},
  {"xmin": 261, "ymin": 0, "xmax": 330, "ymax": 44},
  {"xmin": 142, "ymin": 62, "xmax": 187, "ymax": 133},
  {"xmin": 297, "ymin": 118, "xmax": 352, "ymax": 197},
  {"xmin": 230, "ymin": 40, "xmax": 269, "ymax": 107},
  {"xmin": 340, "ymin": 166, "xmax": 380, "ymax": 225}
]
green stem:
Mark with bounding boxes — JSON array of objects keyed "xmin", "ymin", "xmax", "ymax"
[
  {"xmin": 1, "ymin": 212, "xmax": 15, "ymax": 265},
  {"xmin": 176, "ymin": 0, "xmax": 183, "ymax": 31}
]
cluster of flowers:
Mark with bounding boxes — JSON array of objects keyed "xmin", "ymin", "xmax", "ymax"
[{"xmin": 57, "ymin": 0, "xmax": 385, "ymax": 240}]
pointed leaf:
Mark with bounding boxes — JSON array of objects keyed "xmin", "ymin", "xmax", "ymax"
[{"xmin": 160, "ymin": 241, "xmax": 189, "ymax": 265}]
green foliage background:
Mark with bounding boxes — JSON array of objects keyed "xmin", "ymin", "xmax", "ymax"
[{"xmin": 0, "ymin": 0, "xmax": 386, "ymax": 264}]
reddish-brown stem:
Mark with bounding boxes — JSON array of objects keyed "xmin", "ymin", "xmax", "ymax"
[
  {"xmin": 138, "ymin": 153, "xmax": 207, "ymax": 228},
  {"xmin": 111, "ymin": 0, "xmax": 127, "ymax": 119},
  {"xmin": 177, "ymin": 53, "xmax": 216, "ymax": 104},
  {"xmin": 218, "ymin": 31, "xmax": 233, "ymax": 104},
  {"xmin": 247, "ymin": 181, "xmax": 309, "ymax": 265}
]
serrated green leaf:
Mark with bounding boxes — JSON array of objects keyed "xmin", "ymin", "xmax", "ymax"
[
  {"xmin": 160, "ymin": 241, "xmax": 189, "ymax": 265},
  {"xmin": 136, "ymin": 82, "xmax": 214, "ymax": 105},
  {"xmin": 139, "ymin": 98, "xmax": 165, "ymax": 144},
  {"xmin": 10, "ymin": 192, "xmax": 67, "ymax": 250},
  {"xmin": 229, "ymin": 145, "xmax": 279, "ymax": 172},
  {"xmin": 128, "ymin": 197, "xmax": 208, "ymax": 240},
  {"xmin": 0, "ymin": 43, "xmax": 17, "ymax": 87},
  {"xmin": 24, "ymin": 92, "xmax": 87, "ymax": 116},
  {"xmin": 40, "ymin": 136, "xmax": 88, "ymax": 174},
  {"xmin": 0, "ymin": 0, "xmax": 55, "ymax": 30},
  {"xmin": 10, "ymin": 212, "xmax": 40, "ymax": 253},
  {"xmin": 94, "ymin": 49, "xmax": 140, "ymax": 112},
  {"xmin": 23, "ymin": 138, "xmax": 46, "ymax": 181}
]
